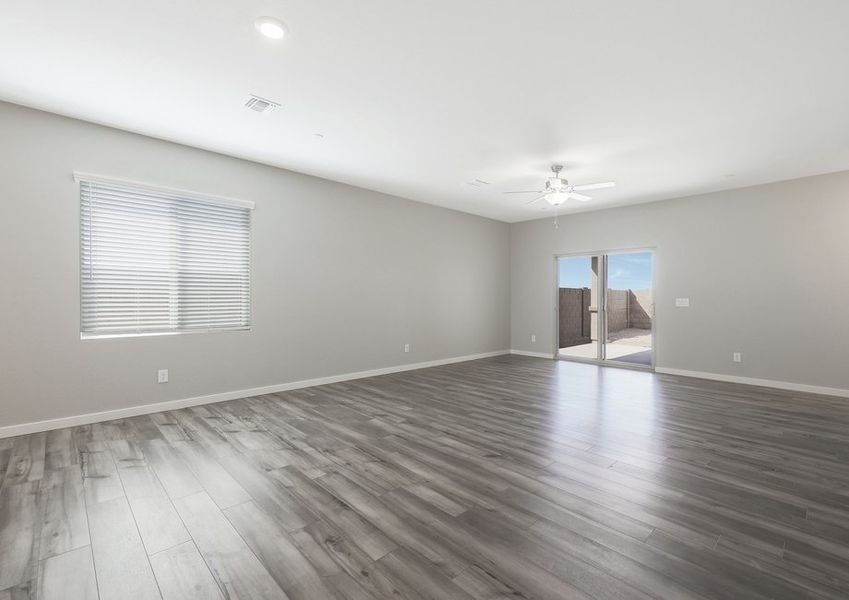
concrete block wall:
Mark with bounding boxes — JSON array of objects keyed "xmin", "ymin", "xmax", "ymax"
[
  {"xmin": 559, "ymin": 287, "xmax": 652, "ymax": 347},
  {"xmin": 607, "ymin": 290, "xmax": 630, "ymax": 332},
  {"xmin": 628, "ymin": 289, "xmax": 653, "ymax": 329},
  {"xmin": 558, "ymin": 288, "xmax": 591, "ymax": 346}
]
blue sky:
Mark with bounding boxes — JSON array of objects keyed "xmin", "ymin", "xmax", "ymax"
[{"xmin": 558, "ymin": 252, "xmax": 653, "ymax": 290}]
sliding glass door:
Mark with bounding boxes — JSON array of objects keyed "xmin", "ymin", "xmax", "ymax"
[
  {"xmin": 557, "ymin": 250, "xmax": 654, "ymax": 367},
  {"xmin": 557, "ymin": 255, "xmax": 603, "ymax": 361},
  {"xmin": 603, "ymin": 251, "xmax": 653, "ymax": 365}
]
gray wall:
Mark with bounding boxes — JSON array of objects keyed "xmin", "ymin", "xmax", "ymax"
[
  {"xmin": 512, "ymin": 171, "xmax": 849, "ymax": 389},
  {"xmin": 0, "ymin": 102, "xmax": 510, "ymax": 428},
  {"xmin": 4, "ymin": 98, "xmax": 849, "ymax": 429}
]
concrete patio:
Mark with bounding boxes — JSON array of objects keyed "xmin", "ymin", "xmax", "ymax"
[{"xmin": 560, "ymin": 327, "xmax": 653, "ymax": 365}]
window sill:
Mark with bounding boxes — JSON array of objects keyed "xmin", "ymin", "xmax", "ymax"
[{"xmin": 80, "ymin": 327, "xmax": 251, "ymax": 340}]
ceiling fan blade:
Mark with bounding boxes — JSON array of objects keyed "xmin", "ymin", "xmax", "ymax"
[
  {"xmin": 503, "ymin": 190, "xmax": 544, "ymax": 194},
  {"xmin": 526, "ymin": 195, "xmax": 545, "ymax": 205},
  {"xmin": 568, "ymin": 192, "xmax": 592, "ymax": 202},
  {"xmin": 571, "ymin": 181, "xmax": 615, "ymax": 192}
]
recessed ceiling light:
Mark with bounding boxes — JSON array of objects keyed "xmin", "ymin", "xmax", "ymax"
[{"xmin": 254, "ymin": 16, "xmax": 286, "ymax": 40}]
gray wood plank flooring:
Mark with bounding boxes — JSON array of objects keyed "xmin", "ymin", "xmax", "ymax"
[{"xmin": 2, "ymin": 355, "xmax": 849, "ymax": 599}]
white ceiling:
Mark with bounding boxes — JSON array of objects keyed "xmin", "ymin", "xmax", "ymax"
[{"xmin": 2, "ymin": 1, "xmax": 849, "ymax": 222}]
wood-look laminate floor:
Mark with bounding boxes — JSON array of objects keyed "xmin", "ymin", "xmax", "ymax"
[{"xmin": 2, "ymin": 356, "xmax": 849, "ymax": 600}]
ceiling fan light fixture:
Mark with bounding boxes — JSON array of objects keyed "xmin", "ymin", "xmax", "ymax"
[{"xmin": 503, "ymin": 164, "xmax": 612, "ymax": 211}]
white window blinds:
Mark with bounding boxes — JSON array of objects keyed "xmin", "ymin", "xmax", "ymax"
[{"xmin": 78, "ymin": 174, "xmax": 253, "ymax": 338}]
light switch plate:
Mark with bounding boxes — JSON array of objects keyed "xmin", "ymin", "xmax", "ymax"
[{"xmin": 675, "ymin": 298, "xmax": 690, "ymax": 307}]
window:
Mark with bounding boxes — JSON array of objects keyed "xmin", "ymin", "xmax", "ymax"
[{"xmin": 78, "ymin": 174, "xmax": 253, "ymax": 338}]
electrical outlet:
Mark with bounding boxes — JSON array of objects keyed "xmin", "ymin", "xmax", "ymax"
[
  {"xmin": 157, "ymin": 369, "xmax": 169, "ymax": 383},
  {"xmin": 732, "ymin": 352, "xmax": 742, "ymax": 363},
  {"xmin": 531, "ymin": 334, "xmax": 536, "ymax": 343},
  {"xmin": 404, "ymin": 343, "xmax": 410, "ymax": 353}
]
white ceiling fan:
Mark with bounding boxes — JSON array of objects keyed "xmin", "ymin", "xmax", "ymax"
[{"xmin": 504, "ymin": 164, "xmax": 615, "ymax": 206}]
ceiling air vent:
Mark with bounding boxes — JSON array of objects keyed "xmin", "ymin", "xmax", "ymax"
[
  {"xmin": 244, "ymin": 95, "xmax": 280, "ymax": 113},
  {"xmin": 464, "ymin": 179, "xmax": 490, "ymax": 188}
]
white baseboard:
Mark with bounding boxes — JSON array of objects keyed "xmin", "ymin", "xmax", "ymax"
[
  {"xmin": 509, "ymin": 349, "xmax": 555, "ymax": 359},
  {"xmin": 0, "ymin": 350, "xmax": 510, "ymax": 439},
  {"xmin": 655, "ymin": 367, "xmax": 849, "ymax": 399}
]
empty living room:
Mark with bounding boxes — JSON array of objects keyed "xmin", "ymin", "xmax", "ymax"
[{"xmin": 2, "ymin": 2, "xmax": 849, "ymax": 599}]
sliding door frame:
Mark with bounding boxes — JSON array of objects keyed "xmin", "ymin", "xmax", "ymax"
[{"xmin": 554, "ymin": 246, "xmax": 657, "ymax": 371}]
